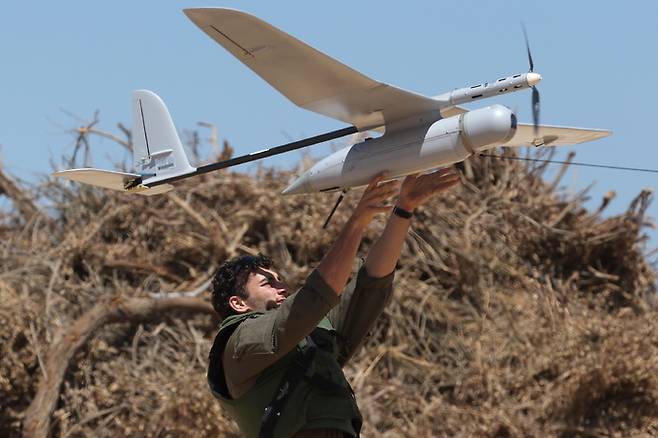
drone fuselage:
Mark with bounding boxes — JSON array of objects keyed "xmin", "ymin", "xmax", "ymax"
[{"xmin": 283, "ymin": 105, "xmax": 517, "ymax": 194}]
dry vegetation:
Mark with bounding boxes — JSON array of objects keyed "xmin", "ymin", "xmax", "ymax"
[{"xmin": 1, "ymin": 121, "xmax": 657, "ymax": 437}]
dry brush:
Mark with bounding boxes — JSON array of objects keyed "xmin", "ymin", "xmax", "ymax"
[{"xmin": 0, "ymin": 125, "xmax": 657, "ymax": 437}]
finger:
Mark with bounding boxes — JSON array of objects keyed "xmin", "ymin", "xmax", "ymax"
[
  {"xmin": 366, "ymin": 171, "xmax": 389, "ymax": 191},
  {"xmin": 425, "ymin": 170, "xmax": 458, "ymax": 183},
  {"xmin": 431, "ymin": 177, "xmax": 461, "ymax": 192},
  {"xmin": 363, "ymin": 184, "xmax": 400, "ymax": 202},
  {"xmin": 436, "ymin": 167, "xmax": 457, "ymax": 176},
  {"xmin": 434, "ymin": 168, "xmax": 459, "ymax": 178},
  {"xmin": 433, "ymin": 172, "xmax": 460, "ymax": 183},
  {"xmin": 373, "ymin": 179, "xmax": 401, "ymax": 191},
  {"xmin": 427, "ymin": 173, "xmax": 460, "ymax": 188},
  {"xmin": 411, "ymin": 174, "xmax": 459, "ymax": 199},
  {"xmin": 363, "ymin": 192, "xmax": 398, "ymax": 208},
  {"xmin": 412, "ymin": 179, "xmax": 460, "ymax": 206},
  {"xmin": 363, "ymin": 180, "xmax": 400, "ymax": 198},
  {"xmin": 418, "ymin": 170, "xmax": 459, "ymax": 186}
]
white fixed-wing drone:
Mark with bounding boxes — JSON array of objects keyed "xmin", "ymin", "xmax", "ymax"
[{"xmin": 54, "ymin": 8, "xmax": 611, "ymax": 196}]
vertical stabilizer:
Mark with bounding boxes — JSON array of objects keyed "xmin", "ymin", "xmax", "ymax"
[{"xmin": 131, "ymin": 90, "xmax": 196, "ymax": 181}]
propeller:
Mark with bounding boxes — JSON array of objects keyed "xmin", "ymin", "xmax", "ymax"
[{"xmin": 522, "ymin": 24, "xmax": 541, "ymax": 137}]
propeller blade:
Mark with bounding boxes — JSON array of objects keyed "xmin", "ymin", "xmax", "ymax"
[
  {"xmin": 532, "ymin": 86, "xmax": 540, "ymax": 136},
  {"xmin": 522, "ymin": 24, "xmax": 534, "ymax": 72},
  {"xmin": 523, "ymin": 25, "xmax": 540, "ymax": 137}
]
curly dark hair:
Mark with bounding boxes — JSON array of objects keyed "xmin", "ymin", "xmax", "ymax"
[{"xmin": 211, "ymin": 253, "xmax": 273, "ymax": 319}]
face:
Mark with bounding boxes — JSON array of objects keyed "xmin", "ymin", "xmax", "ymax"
[{"xmin": 228, "ymin": 267, "xmax": 289, "ymax": 313}]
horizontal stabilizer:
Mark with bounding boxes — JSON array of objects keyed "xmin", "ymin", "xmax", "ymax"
[
  {"xmin": 53, "ymin": 168, "xmax": 174, "ymax": 196},
  {"xmin": 501, "ymin": 123, "xmax": 612, "ymax": 147}
]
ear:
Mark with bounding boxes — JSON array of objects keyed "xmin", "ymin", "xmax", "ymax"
[{"xmin": 228, "ymin": 295, "xmax": 250, "ymax": 313}]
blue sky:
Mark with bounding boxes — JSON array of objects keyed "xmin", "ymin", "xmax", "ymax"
[{"xmin": 1, "ymin": 1, "xmax": 657, "ymax": 249}]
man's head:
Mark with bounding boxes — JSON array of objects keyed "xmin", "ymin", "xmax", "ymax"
[{"xmin": 211, "ymin": 254, "xmax": 289, "ymax": 319}]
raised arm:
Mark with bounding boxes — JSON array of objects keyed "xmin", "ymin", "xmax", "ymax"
[
  {"xmin": 329, "ymin": 168, "xmax": 460, "ymax": 365},
  {"xmin": 223, "ymin": 176, "xmax": 399, "ymax": 394},
  {"xmin": 364, "ymin": 168, "xmax": 460, "ymax": 277},
  {"xmin": 317, "ymin": 175, "xmax": 399, "ymax": 293}
]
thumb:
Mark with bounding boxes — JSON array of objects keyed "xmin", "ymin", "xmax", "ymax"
[{"xmin": 403, "ymin": 173, "xmax": 419, "ymax": 184}]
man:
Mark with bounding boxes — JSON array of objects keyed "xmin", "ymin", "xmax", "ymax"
[{"xmin": 208, "ymin": 170, "xmax": 460, "ymax": 437}]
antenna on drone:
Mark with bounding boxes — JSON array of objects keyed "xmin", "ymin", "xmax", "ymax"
[{"xmin": 322, "ymin": 189, "xmax": 348, "ymax": 229}]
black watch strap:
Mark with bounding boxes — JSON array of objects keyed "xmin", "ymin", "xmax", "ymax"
[{"xmin": 393, "ymin": 205, "xmax": 414, "ymax": 219}]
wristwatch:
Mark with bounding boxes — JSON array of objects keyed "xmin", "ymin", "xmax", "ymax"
[{"xmin": 393, "ymin": 205, "xmax": 414, "ymax": 219}]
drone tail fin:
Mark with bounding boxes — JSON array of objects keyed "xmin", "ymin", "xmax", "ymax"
[{"xmin": 131, "ymin": 90, "xmax": 196, "ymax": 182}]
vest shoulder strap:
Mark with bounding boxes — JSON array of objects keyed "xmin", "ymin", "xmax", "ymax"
[
  {"xmin": 260, "ymin": 329, "xmax": 353, "ymax": 438},
  {"xmin": 208, "ymin": 312, "xmax": 261, "ymax": 399}
]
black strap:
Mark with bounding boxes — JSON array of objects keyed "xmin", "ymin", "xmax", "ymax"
[
  {"xmin": 259, "ymin": 336, "xmax": 354, "ymax": 438},
  {"xmin": 259, "ymin": 337, "xmax": 318, "ymax": 438},
  {"xmin": 393, "ymin": 205, "xmax": 414, "ymax": 219}
]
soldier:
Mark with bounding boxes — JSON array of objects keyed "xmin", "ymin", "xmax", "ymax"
[{"xmin": 208, "ymin": 169, "xmax": 460, "ymax": 437}]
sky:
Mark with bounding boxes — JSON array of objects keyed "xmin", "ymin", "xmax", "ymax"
[{"xmin": 1, "ymin": 1, "xmax": 657, "ymax": 251}]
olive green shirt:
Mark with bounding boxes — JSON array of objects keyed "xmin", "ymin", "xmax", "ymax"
[{"xmin": 223, "ymin": 263, "xmax": 395, "ymax": 436}]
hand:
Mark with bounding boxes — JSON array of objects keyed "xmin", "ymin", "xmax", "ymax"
[
  {"xmin": 397, "ymin": 168, "xmax": 460, "ymax": 211},
  {"xmin": 349, "ymin": 173, "xmax": 400, "ymax": 229}
]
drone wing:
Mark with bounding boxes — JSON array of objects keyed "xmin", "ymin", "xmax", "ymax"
[
  {"xmin": 184, "ymin": 8, "xmax": 440, "ymax": 133},
  {"xmin": 440, "ymin": 105, "xmax": 469, "ymax": 118},
  {"xmin": 501, "ymin": 123, "xmax": 612, "ymax": 147}
]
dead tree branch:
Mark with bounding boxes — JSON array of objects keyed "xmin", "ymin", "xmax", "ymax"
[
  {"xmin": 85, "ymin": 127, "xmax": 132, "ymax": 152},
  {"xmin": 69, "ymin": 111, "xmax": 100, "ymax": 167},
  {"xmin": 0, "ymin": 166, "xmax": 43, "ymax": 221},
  {"xmin": 23, "ymin": 296, "xmax": 215, "ymax": 438}
]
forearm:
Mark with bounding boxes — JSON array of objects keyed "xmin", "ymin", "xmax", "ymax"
[
  {"xmin": 364, "ymin": 212, "xmax": 411, "ymax": 278},
  {"xmin": 317, "ymin": 217, "xmax": 366, "ymax": 295},
  {"xmin": 365, "ymin": 167, "xmax": 460, "ymax": 277}
]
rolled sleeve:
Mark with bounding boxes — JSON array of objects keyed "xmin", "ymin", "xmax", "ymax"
[
  {"xmin": 304, "ymin": 269, "xmax": 342, "ymax": 310},
  {"xmin": 354, "ymin": 265, "xmax": 395, "ymax": 291}
]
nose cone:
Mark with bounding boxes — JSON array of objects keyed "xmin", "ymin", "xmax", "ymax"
[
  {"xmin": 282, "ymin": 173, "xmax": 312, "ymax": 195},
  {"xmin": 527, "ymin": 72, "xmax": 542, "ymax": 86}
]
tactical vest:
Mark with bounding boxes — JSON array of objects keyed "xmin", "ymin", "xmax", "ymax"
[{"xmin": 208, "ymin": 312, "xmax": 362, "ymax": 438}]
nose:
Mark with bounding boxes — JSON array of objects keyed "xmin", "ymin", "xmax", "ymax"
[{"xmin": 273, "ymin": 280, "xmax": 287, "ymax": 295}]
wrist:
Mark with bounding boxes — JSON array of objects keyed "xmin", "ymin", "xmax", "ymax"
[
  {"xmin": 392, "ymin": 205, "xmax": 414, "ymax": 220},
  {"xmin": 345, "ymin": 215, "xmax": 369, "ymax": 233},
  {"xmin": 396, "ymin": 200, "xmax": 416, "ymax": 212}
]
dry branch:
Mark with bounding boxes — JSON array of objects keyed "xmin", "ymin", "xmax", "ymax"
[
  {"xmin": 0, "ymin": 166, "xmax": 43, "ymax": 221},
  {"xmin": 22, "ymin": 296, "xmax": 214, "ymax": 438},
  {"xmin": 84, "ymin": 127, "xmax": 132, "ymax": 152},
  {"xmin": 1, "ymin": 117, "xmax": 656, "ymax": 437}
]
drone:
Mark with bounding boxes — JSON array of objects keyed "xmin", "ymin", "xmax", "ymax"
[{"xmin": 54, "ymin": 8, "xmax": 611, "ymax": 196}]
